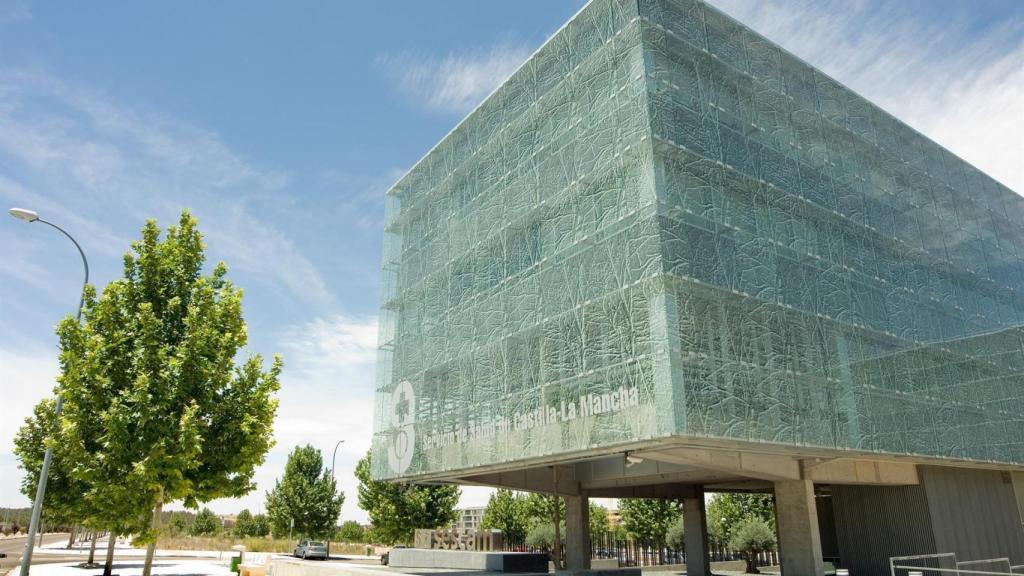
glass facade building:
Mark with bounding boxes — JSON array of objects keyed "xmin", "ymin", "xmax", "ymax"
[{"xmin": 372, "ymin": 0, "xmax": 1024, "ymax": 481}]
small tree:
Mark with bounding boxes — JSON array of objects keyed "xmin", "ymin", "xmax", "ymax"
[
  {"xmin": 233, "ymin": 510, "xmax": 254, "ymax": 538},
  {"xmin": 480, "ymin": 489, "xmax": 529, "ymax": 543},
  {"xmin": 666, "ymin": 515, "xmax": 685, "ymax": 550},
  {"xmin": 190, "ymin": 508, "xmax": 220, "ymax": 536},
  {"xmin": 265, "ymin": 445, "xmax": 344, "ymax": 539},
  {"xmin": 729, "ymin": 519, "xmax": 776, "ymax": 574},
  {"xmin": 524, "ymin": 522, "xmax": 563, "ymax": 552},
  {"xmin": 250, "ymin": 514, "xmax": 271, "ymax": 538},
  {"xmin": 354, "ymin": 452, "xmax": 460, "ymax": 544},
  {"xmin": 337, "ymin": 521, "xmax": 365, "ymax": 542},
  {"xmin": 707, "ymin": 494, "xmax": 775, "ymax": 546}
]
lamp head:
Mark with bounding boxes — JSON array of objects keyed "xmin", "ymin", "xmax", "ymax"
[{"xmin": 8, "ymin": 207, "xmax": 39, "ymax": 222}]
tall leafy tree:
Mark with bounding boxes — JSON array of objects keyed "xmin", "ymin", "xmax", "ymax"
[
  {"xmin": 707, "ymin": 493, "xmax": 775, "ymax": 546},
  {"xmin": 480, "ymin": 489, "xmax": 529, "ymax": 542},
  {"xmin": 52, "ymin": 211, "xmax": 281, "ymax": 576},
  {"xmin": 249, "ymin": 514, "xmax": 271, "ymax": 538},
  {"xmin": 265, "ymin": 445, "xmax": 344, "ymax": 539},
  {"xmin": 523, "ymin": 493, "xmax": 565, "ymax": 524},
  {"xmin": 619, "ymin": 498, "xmax": 681, "ymax": 544},
  {"xmin": 589, "ymin": 503, "xmax": 610, "ymax": 541},
  {"xmin": 354, "ymin": 452, "xmax": 460, "ymax": 544}
]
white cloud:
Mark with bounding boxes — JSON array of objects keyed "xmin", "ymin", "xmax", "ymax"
[
  {"xmin": 378, "ymin": 44, "xmax": 531, "ymax": 114},
  {"xmin": 189, "ymin": 315, "xmax": 380, "ymax": 521},
  {"xmin": 0, "ymin": 344, "xmax": 59, "ymax": 506},
  {"xmin": 0, "ymin": 70, "xmax": 329, "ymax": 305},
  {"xmin": 706, "ymin": 0, "xmax": 1024, "ymax": 192}
]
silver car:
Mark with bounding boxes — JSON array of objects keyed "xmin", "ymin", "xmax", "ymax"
[{"xmin": 293, "ymin": 540, "xmax": 328, "ymax": 560}]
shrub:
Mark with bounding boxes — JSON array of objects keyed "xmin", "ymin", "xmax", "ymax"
[{"xmin": 729, "ymin": 518, "xmax": 776, "ymax": 574}]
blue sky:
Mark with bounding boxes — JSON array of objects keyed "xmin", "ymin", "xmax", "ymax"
[{"xmin": 1, "ymin": 0, "xmax": 1020, "ymax": 523}]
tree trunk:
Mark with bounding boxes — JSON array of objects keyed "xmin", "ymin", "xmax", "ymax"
[
  {"xmin": 102, "ymin": 532, "xmax": 117, "ymax": 576},
  {"xmin": 87, "ymin": 532, "xmax": 98, "ymax": 565},
  {"xmin": 744, "ymin": 553, "xmax": 759, "ymax": 574},
  {"xmin": 67, "ymin": 525, "xmax": 78, "ymax": 549},
  {"xmin": 142, "ymin": 493, "xmax": 164, "ymax": 576}
]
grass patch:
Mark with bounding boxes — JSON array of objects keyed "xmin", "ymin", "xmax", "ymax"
[{"xmin": 151, "ymin": 536, "xmax": 372, "ymax": 555}]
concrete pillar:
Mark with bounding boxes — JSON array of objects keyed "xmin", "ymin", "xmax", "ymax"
[
  {"xmin": 683, "ymin": 491, "xmax": 711, "ymax": 576},
  {"xmin": 564, "ymin": 494, "xmax": 591, "ymax": 570},
  {"xmin": 775, "ymin": 479, "xmax": 824, "ymax": 576}
]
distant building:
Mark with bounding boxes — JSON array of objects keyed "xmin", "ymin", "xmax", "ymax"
[
  {"xmin": 451, "ymin": 507, "xmax": 487, "ymax": 532},
  {"xmin": 606, "ymin": 508, "xmax": 623, "ymax": 527}
]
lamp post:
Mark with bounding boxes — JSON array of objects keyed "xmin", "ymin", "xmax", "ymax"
[
  {"xmin": 327, "ymin": 440, "xmax": 345, "ymax": 558},
  {"xmin": 9, "ymin": 207, "xmax": 90, "ymax": 576}
]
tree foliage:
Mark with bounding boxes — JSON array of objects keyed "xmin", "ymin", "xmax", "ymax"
[
  {"xmin": 619, "ymin": 498, "xmax": 681, "ymax": 544},
  {"xmin": 589, "ymin": 503, "xmax": 610, "ymax": 541},
  {"xmin": 265, "ymin": 445, "xmax": 344, "ymax": 539},
  {"xmin": 728, "ymin": 518, "xmax": 776, "ymax": 574},
  {"xmin": 17, "ymin": 212, "xmax": 281, "ymax": 576},
  {"xmin": 666, "ymin": 515, "xmax": 685, "ymax": 550},
  {"xmin": 233, "ymin": 509, "xmax": 254, "ymax": 538},
  {"xmin": 480, "ymin": 489, "xmax": 530, "ymax": 542},
  {"xmin": 190, "ymin": 508, "xmax": 220, "ymax": 536},
  {"xmin": 524, "ymin": 522, "xmax": 563, "ymax": 551},
  {"xmin": 707, "ymin": 494, "xmax": 775, "ymax": 546},
  {"xmin": 249, "ymin": 514, "xmax": 271, "ymax": 538},
  {"xmin": 336, "ymin": 520, "xmax": 365, "ymax": 542},
  {"xmin": 14, "ymin": 399, "xmax": 95, "ymax": 531},
  {"xmin": 354, "ymin": 452, "xmax": 460, "ymax": 545},
  {"xmin": 523, "ymin": 493, "xmax": 564, "ymax": 524}
]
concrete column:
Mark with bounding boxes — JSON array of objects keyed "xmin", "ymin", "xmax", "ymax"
[
  {"xmin": 775, "ymin": 479, "xmax": 824, "ymax": 576},
  {"xmin": 683, "ymin": 492, "xmax": 711, "ymax": 576},
  {"xmin": 564, "ymin": 494, "xmax": 591, "ymax": 570}
]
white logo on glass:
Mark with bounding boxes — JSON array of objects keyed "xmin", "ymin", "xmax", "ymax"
[{"xmin": 387, "ymin": 380, "xmax": 416, "ymax": 475}]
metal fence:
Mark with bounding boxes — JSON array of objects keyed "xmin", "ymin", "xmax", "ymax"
[{"xmin": 502, "ymin": 531, "xmax": 779, "ymax": 568}]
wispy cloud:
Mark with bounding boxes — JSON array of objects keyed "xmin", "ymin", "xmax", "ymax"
[
  {"xmin": 192, "ymin": 314, "xmax": 379, "ymax": 519},
  {"xmin": 0, "ymin": 69, "xmax": 331, "ymax": 304},
  {"xmin": 707, "ymin": 0, "xmax": 1024, "ymax": 192},
  {"xmin": 377, "ymin": 43, "xmax": 531, "ymax": 114}
]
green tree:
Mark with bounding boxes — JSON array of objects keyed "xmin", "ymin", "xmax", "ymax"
[
  {"xmin": 233, "ymin": 509, "xmax": 254, "ymax": 538},
  {"xmin": 336, "ymin": 520, "xmax": 365, "ymax": 542},
  {"xmin": 265, "ymin": 445, "xmax": 345, "ymax": 539},
  {"xmin": 706, "ymin": 494, "xmax": 775, "ymax": 546},
  {"xmin": 666, "ymin": 516, "xmax": 685, "ymax": 550},
  {"xmin": 524, "ymin": 522, "xmax": 563, "ymax": 552},
  {"xmin": 51, "ymin": 211, "xmax": 282, "ymax": 576},
  {"xmin": 728, "ymin": 518, "xmax": 776, "ymax": 574},
  {"xmin": 589, "ymin": 503, "xmax": 610, "ymax": 541},
  {"xmin": 167, "ymin": 513, "xmax": 190, "ymax": 537},
  {"xmin": 480, "ymin": 489, "xmax": 529, "ymax": 542},
  {"xmin": 354, "ymin": 452, "xmax": 460, "ymax": 544},
  {"xmin": 619, "ymin": 498, "xmax": 681, "ymax": 545},
  {"xmin": 250, "ymin": 514, "xmax": 271, "ymax": 538},
  {"xmin": 523, "ymin": 493, "xmax": 564, "ymax": 524},
  {"xmin": 190, "ymin": 508, "xmax": 220, "ymax": 536}
]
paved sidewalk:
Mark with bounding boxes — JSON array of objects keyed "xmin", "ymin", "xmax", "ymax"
[
  {"xmin": 5, "ymin": 560, "xmax": 230, "ymax": 576},
  {"xmin": 33, "ymin": 538, "xmax": 222, "ymax": 559}
]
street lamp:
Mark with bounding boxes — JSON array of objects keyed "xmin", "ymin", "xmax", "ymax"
[
  {"xmin": 327, "ymin": 440, "xmax": 345, "ymax": 558},
  {"xmin": 10, "ymin": 207, "xmax": 90, "ymax": 576}
]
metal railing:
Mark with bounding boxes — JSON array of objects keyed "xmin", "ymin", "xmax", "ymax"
[{"xmin": 891, "ymin": 553, "xmax": 1022, "ymax": 576}]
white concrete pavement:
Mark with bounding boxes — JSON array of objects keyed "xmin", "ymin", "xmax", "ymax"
[{"xmin": 6, "ymin": 559, "xmax": 232, "ymax": 576}]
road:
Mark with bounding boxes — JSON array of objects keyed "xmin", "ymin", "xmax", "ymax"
[{"xmin": 0, "ymin": 533, "xmax": 74, "ymax": 573}]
